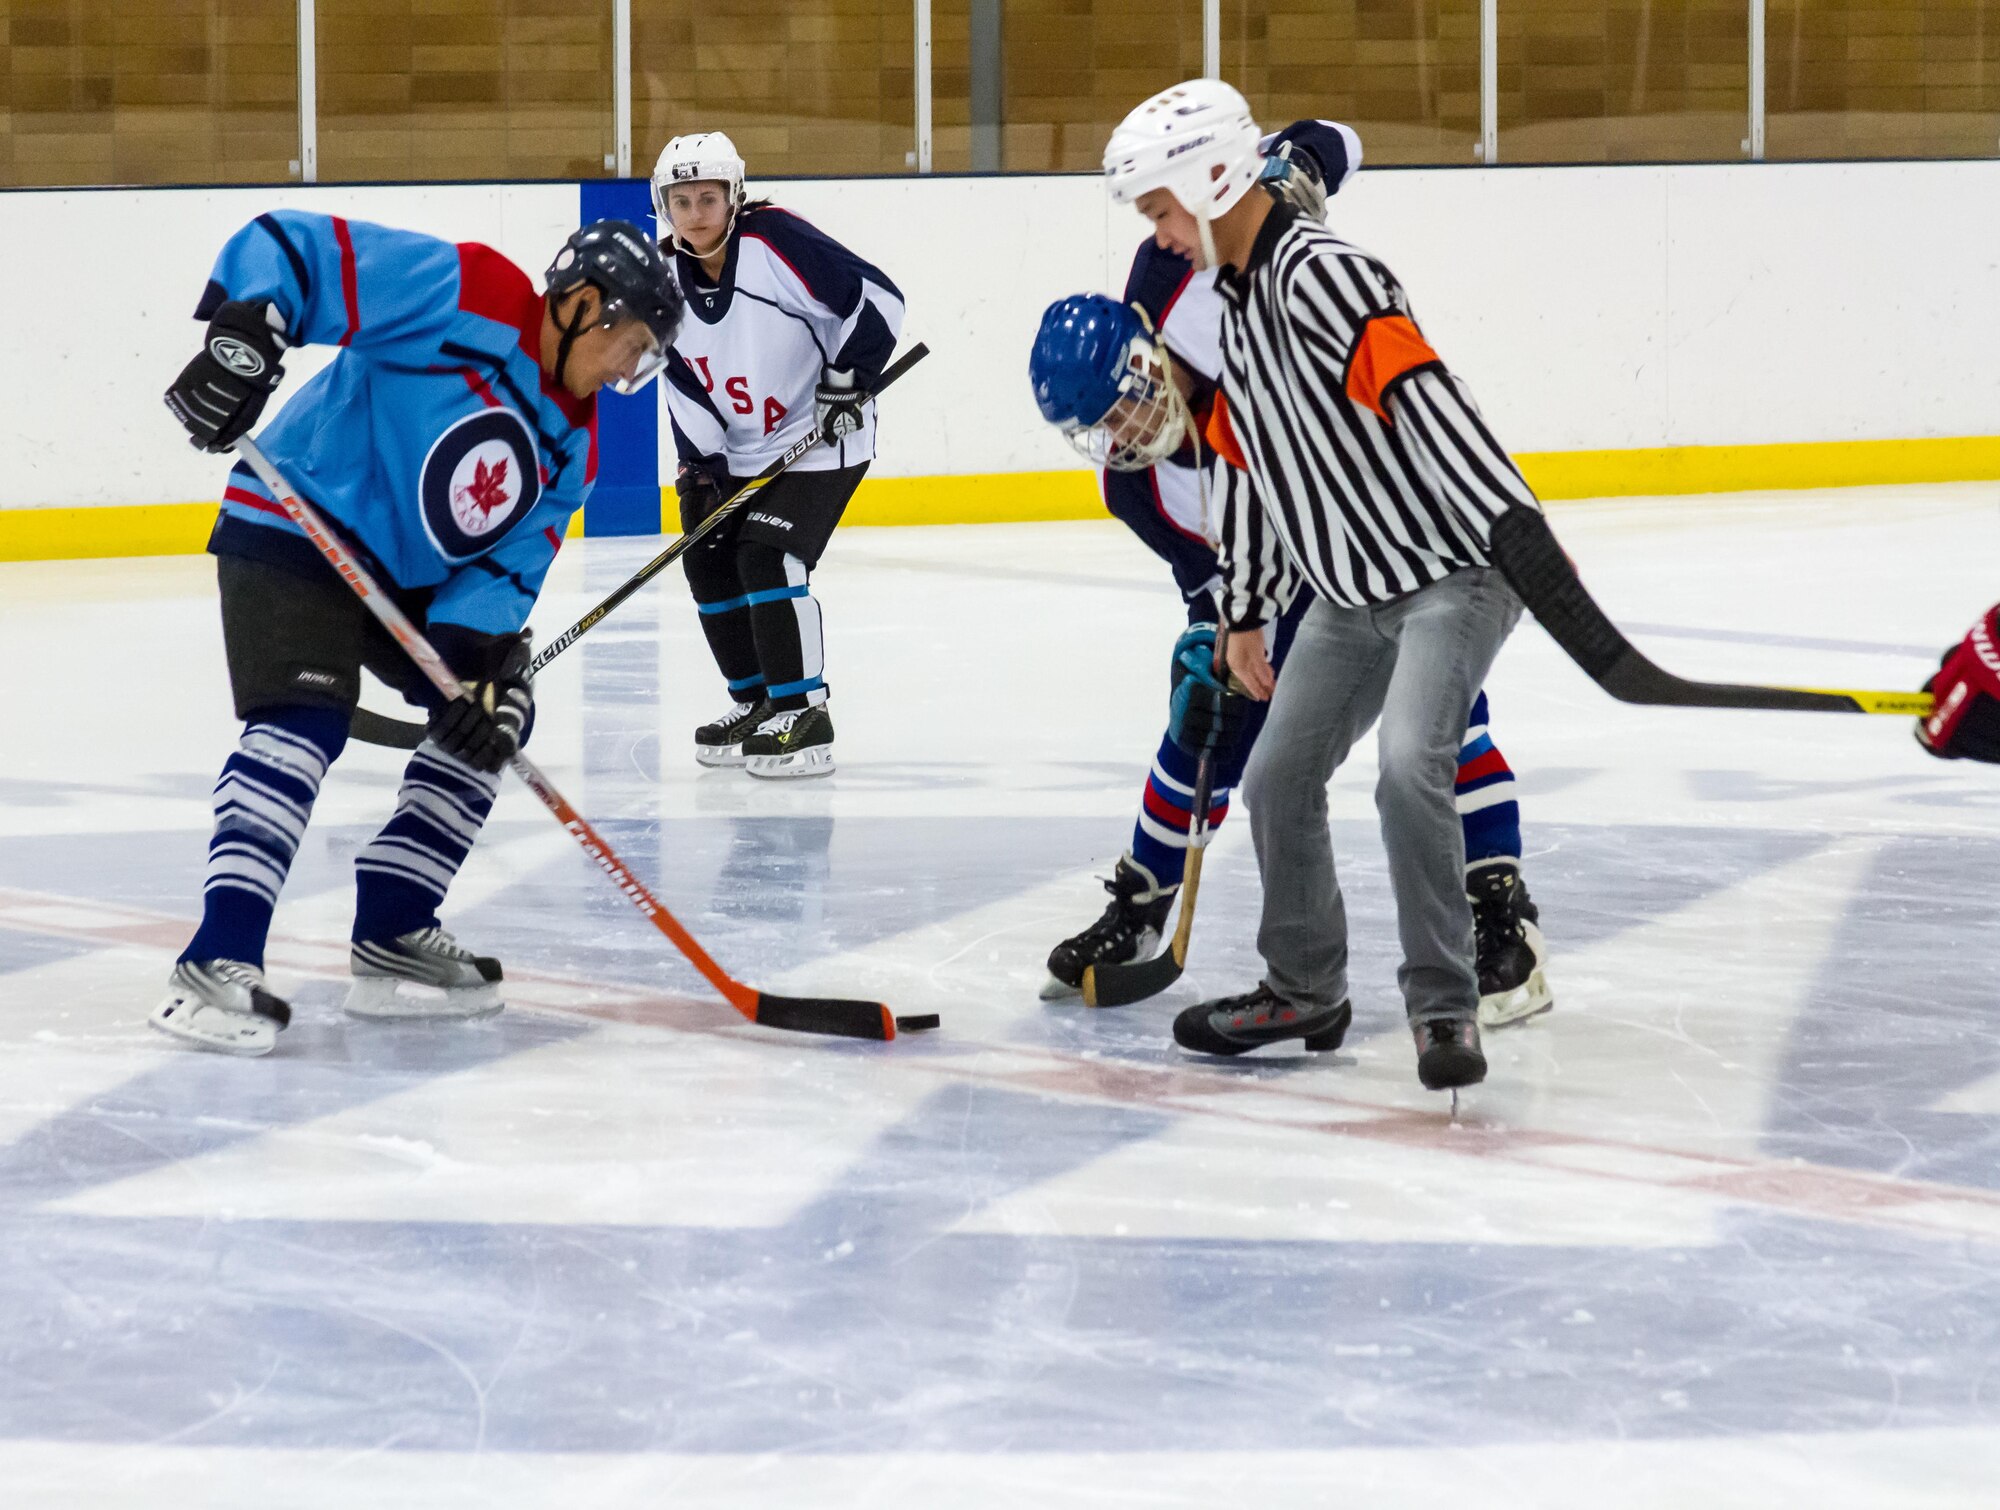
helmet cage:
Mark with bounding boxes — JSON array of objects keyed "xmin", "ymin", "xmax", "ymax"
[{"xmin": 1058, "ymin": 331, "xmax": 1191, "ymax": 473}]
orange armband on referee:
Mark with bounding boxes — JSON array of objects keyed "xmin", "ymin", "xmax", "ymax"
[
  {"xmin": 1203, "ymin": 391, "xmax": 1249, "ymax": 470},
  {"xmin": 1345, "ymin": 314, "xmax": 1443, "ymax": 422}
]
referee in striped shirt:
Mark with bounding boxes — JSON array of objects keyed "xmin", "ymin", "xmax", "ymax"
[{"xmin": 1105, "ymin": 81, "xmax": 1537, "ymax": 1092}]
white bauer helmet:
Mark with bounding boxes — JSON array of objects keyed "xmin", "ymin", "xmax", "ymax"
[
  {"xmin": 650, "ymin": 131, "xmax": 748, "ymax": 254},
  {"xmin": 1103, "ymin": 80, "xmax": 1264, "ymax": 271}
]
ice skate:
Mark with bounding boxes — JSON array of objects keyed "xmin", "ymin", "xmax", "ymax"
[
  {"xmin": 150, "ymin": 959, "xmax": 291, "ymax": 1057},
  {"xmin": 695, "ymin": 696, "xmax": 770, "ymax": 768},
  {"xmin": 1470, "ymin": 860, "xmax": 1553, "ymax": 1028},
  {"xmin": 743, "ymin": 704, "xmax": 835, "ymax": 779},
  {"xmin": 346, "ymin": 926, "xmax": 505, "ymax": 1020},
  {"xmin": 1171, "ymin": 985, "xmax": 1351, "ymax": 1057},
  {"xmin": 1414, "ymin": 1016, "xmax": 1486, "ymax": 1091},
  {"xmin": 1041, "ymin": 855, "xmax": 1176, "ymax": 1000}
]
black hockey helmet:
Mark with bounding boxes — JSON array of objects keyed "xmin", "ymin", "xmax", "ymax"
[{"xmin": 545, "ymin": 219, "xmax": 684, "ymax": 393}]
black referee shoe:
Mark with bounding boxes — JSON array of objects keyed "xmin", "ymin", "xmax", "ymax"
[{"xmin": 1172, "ymin": 985, "xmax": 1351, "ymax": 1058}]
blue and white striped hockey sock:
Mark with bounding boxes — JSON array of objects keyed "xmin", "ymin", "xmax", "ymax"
[
  {"xmin": 351, "ymin": 740, "xmax": 501, "ymax": 945},
  {"xmin": 181, "ymin": 707, "xmax": 349, "ymax": 969}
]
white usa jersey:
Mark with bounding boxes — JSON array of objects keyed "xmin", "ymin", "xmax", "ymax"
[{"xmin": 663, "ymin": 207, "xmax": 905, "ymax": 476}]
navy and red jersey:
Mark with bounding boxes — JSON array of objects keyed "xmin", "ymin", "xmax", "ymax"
[{"xmin": 201, "ymin": 210, "xmax": 596, "ymax": 638}]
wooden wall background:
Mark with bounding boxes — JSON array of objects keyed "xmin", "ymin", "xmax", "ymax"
[{"xmin": 0, "ymin": 1, "xmax": 1997, "ymax": 186}]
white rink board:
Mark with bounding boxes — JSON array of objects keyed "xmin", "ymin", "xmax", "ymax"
[{"xmin": 8, "ymin": 159, "xmax": 2000, "ymax": 509}]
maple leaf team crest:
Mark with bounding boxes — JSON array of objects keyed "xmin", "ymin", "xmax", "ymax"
[{"xmin": 418, "ymin": 408, "xmax": 542, "ymax": 562}]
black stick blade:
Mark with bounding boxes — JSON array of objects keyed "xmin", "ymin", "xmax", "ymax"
[
  {"xmin": 350, "ymin": 707, "xmax": 427, "ymax": 749},
  {"xmin": 1491, "ymin": 507, "xmax": 1903, "ymax": 716},
  {"xmin": 753, "ymin": 993, "xmax": 897, "ymax": 1041},
  {"xmin": 1082, "ymin": 946, "xmax": 1185, "ymax": 1008}
]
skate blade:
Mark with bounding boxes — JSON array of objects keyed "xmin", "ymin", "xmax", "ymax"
[
  {"xmin": 695, "ymin": 744, "xmax": 747, "ymax": 769},
  {"xmin": 1477, "ymin": 967, "xmax": 1554, "ymax": 1028},
  {"xmin": 149, "ymin": 993, "xmax": 277, "ymax": 1057},
  {"xmin": 1038, "ymin": 974, "xmax": 1081, "ymax": 1002},
  {"xmin": 745, "ymin": 746, "xmax": 835, "ymax": 780},
  {"xmin": 343, "ymin": 977, "xmax": 505, "ymax": 1021}
]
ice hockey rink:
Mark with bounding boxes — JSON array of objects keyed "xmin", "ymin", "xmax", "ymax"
[{"xmin": 2, "ymin": 483, "xmax": 1998, "ymax": 1508}]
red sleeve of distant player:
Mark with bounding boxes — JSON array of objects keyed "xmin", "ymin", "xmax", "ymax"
[{"xmin": 1204, "ymin": 391, "xmax": 1249, "ymax": 471}]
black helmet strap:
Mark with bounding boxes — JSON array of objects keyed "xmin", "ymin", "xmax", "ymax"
[{"xmin": 551, "ymin": 283, "xmax": 596, "ymax": 391}]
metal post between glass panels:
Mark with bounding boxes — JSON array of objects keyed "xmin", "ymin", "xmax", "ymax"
[
  {"xmin": 1479, "ymin": 0, "xmax": 1497, "ymax": 163},
  {"xmin": 916, "ymin": 0, "xmax": 934, "ymax": 172},
  {"xmin": 296, "ymin": 0, "xmax": 317, "ymax": 182},
  {"xmin": 1203, "ymin": 0, "xmax": 1219, "ymax": 80},
  {"xmin": 1748, "ymin": 0, "xmax": 1766, "ymax": 160},
  {"xmin": 613, "ymin": 0, "xmax": 633, "ymax": 175}
]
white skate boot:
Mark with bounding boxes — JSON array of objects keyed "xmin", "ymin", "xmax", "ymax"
[
  {"xmin": 150, "ymin": 959, "xmax": 291, "ymax": 1057},
  {"xmin": 345, "ymin": 926, "xmax": 505, "ymax": 1020}
]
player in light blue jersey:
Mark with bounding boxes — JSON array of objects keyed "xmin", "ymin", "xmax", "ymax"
[
  {"xmin": 1029, "ymin": 123, "xmax": 1554, "ymax": 1034},
  {"xmin": 152, "ymin": 213, "xmax": 682, "ymax": 1057}
]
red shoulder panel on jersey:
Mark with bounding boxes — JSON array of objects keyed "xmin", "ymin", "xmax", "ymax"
[
  {"xmin": 333, "ymin": 217, "xmax": 361, "ymax": 347},
  {"xmin": 456, "ymin": 242, "xmax": 539, "ymax": 345}
]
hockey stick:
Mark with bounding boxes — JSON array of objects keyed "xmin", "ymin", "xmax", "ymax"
[
  {"xmin": 1491, "ymin": 507, "xmax": 1936, "ymax": 718},
  {"xmin": 235, "ymin": 435, "xmax": 931, "ymax": 1042},
  {"xmin": 1082, "ymin": 627, "xmax": 1234, "ymax": 1008},
  {"xmin": 349, "ymin": 342, "xmax": 931, "ymax": 749}
]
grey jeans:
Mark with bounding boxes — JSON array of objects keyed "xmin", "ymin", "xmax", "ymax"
[{"xmin": 1241, "ymin": 567, "xmax": 1523, "ymax": 1025}]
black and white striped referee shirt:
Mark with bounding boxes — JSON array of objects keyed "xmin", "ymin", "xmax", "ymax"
[{"xmin": 1212, "ymin": 202, "xmax": 1540, "ymax": 626}]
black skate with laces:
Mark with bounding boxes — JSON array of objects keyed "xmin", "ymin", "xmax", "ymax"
[
  {"xmin": 1041, "ymin": 856, "xmax": 1176, "ymax": 1001},
  {"xmin": 1469, "ymin": 859, "xmax": 1553, "ymax": 1028},
  {"xmin": 695, "ymin": 696, "xmax": 771, "ymax": 769}
]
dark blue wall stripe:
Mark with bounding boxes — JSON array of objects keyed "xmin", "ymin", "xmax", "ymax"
[{"xmin": 579, "ymin": 179, "xmax": 662, "ymax": 538}]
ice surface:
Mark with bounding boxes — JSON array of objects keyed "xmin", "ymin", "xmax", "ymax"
[{"xmin": 2, "ymin": 485, "xmax": 1999, "ymax": 1507}]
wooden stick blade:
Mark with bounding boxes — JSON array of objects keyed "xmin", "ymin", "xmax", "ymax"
[
  {"xmin": 1082, "ymin": 944, "xmax": 1187, "ymax": 1009},
  {"xmin": 753, "ymin": 993, "xmax": 899, "ymax": 1041}
]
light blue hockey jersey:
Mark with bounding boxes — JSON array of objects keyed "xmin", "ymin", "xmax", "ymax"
[{"xmin": 200, "ymin": 210, "xmax": 596, "ymax": 637}]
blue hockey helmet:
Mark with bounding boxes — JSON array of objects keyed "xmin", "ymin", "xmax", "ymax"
[{"xmin": 1028, "ymin": 294, "xmax": 1189, "ymax": 472}]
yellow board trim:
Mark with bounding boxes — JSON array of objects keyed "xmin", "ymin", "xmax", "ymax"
[{"xmin": 7, "ymin": 434, "xmax": 2000, "ymax": 563}]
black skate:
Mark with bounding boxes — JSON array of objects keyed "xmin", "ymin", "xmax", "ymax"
[
  {"xmin": 1172, "ymin": 984, "xmax": 1351, "ymax": 1058},
  {"xmin": 743, "ymin": 704, "xmax": 835, "ymax": 780},
  {"xmin": 1469, "ymin": 859, "xmax": 1553, "ymax": 1028},
  {"xmin": 1041, "ymin": 856, "xmax": 1175, "ymax": 1001},
  {"xmin": 1414, "ymin": 1015, "xmax": 1486, "ymax": 1090},
  {"xmin": 695, "ymin": 697, "xmax": 771, "ymax": 769}
]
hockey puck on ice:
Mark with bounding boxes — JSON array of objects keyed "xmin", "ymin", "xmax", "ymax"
[{"xmin": 895, "ymin": 1013, "xmax": 941, "ymax": 1033}]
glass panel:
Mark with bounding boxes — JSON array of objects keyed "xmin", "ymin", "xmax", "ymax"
[
  {"xmin": 1225, "ymin": 0, "xmax": 1480, "ymax": 167},
  {"xmin": 1498, "ymin": 0, "xmax": 1748, "ymax": 163},
  {"xmin": 929, "ymin": 0, "xmax": 1203, "ymax": 174},
  {"xmin": 0, "ymin": 0, "xmax": 297, "ymax": 188},
  {"xmin": 1768, "ymin": 0, "xmax": 2000, "ymax": 159},
  {"xmin": 631, "ymin": 1, "xmax": 915, "ymax": 178},
  {"xmin": 318, "ymin": 0, "xmax": 613, "ymax": 182}
]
